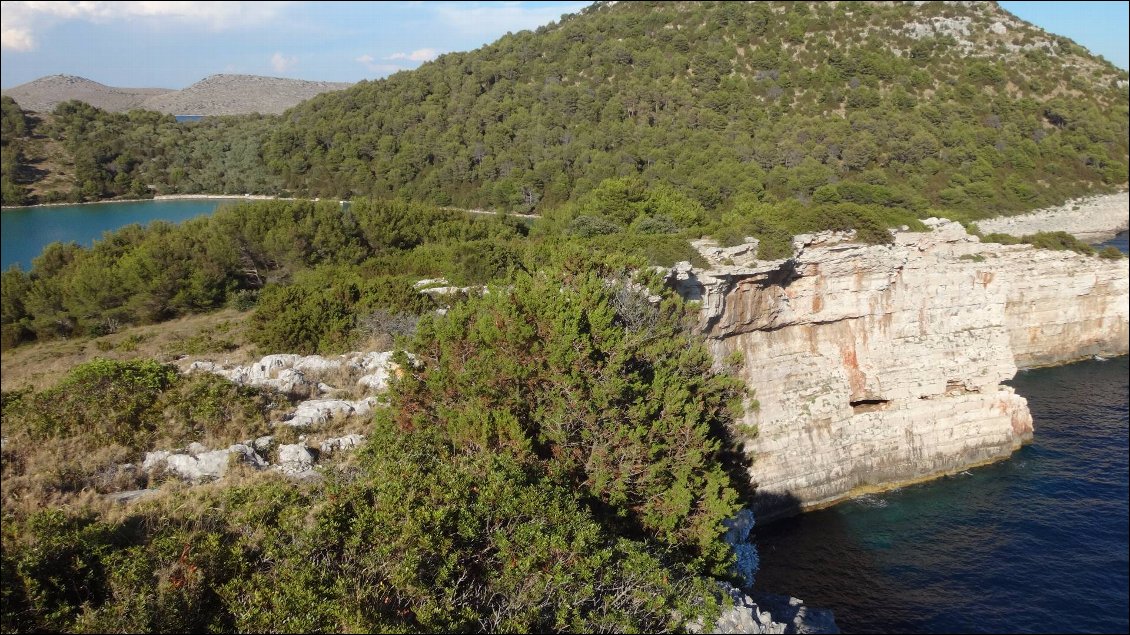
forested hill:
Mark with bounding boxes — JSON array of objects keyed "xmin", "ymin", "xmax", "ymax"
[
  {"xmin": 3, "ymin": 1, "xmax": 1128, "ymax": 216},
  {"xmin": 266, "ymin": 0, "xmax": 1128, "ymax": 214}
]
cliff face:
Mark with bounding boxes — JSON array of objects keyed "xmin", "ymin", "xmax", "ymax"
[{"xmin": 671, "ymin": 220, "xmax": 1129, "ymax": 520}]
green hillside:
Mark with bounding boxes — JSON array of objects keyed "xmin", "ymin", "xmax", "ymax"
[
  {"xmin": 3, "ymin": 1, "xmax": 1128, "ymax": 220},
  {"xmin": 268, "ymin": 0, "xmax": 1128, "ymax": 215}
]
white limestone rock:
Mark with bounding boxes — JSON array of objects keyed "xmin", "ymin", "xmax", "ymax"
[
  {"xmin": 672, "ymin": 219, "xmax": 1128, "ymax": 520},
  {"xmin": 186, "ymin": 350, "xmax": 406, "ymax": 396},
  {"xmin": 280, "ymin": 398, "xmax": 377, "ymax": 428},
  {"xmin": 691, "ymin": 238, "xmax": 763, "ymax": 267},
  {"xmin": 275, "ymin": 443, "xmax": 316, "ymax": 476},
  {"xmin": 975, "ymin": 192, "xmax": 1129, "ymax": 243},
  {"xmin": 688, "ymin": 583, "xmax": 839, "ymax": 634},
  {"xmin": 143, "ymin": 443, "xmax": 267, "ymax": 482},
  {"xmin": 319, "ymin": 434, "xmax": 365, "ymax": 456}
]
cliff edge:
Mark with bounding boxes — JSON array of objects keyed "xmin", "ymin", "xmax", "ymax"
[{"xmin": 671, "ymin": 219, "xmax": 1129, "ymax": 521}]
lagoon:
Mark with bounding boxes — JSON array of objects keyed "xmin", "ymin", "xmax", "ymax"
[{"xmin": 1, "ymin": 199, "xmax": 238, "ymax": 270}]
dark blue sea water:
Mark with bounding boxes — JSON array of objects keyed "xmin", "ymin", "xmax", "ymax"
[
  {"xmin": 754, "ymin": 231, "xmax": 1130, "ymax": 633},
  {"xmin": 1103, "ymin": 230, "xmax": 1129, "ymax": 254},
  {"xmin": 0, "ymin": 199, "xmax": 236, "ymax": 270}
]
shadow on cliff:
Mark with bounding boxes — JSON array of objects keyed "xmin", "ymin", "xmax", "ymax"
[
  {"xmin": 713, "ymin": 421, "xmax": 804, "ymax": 524},
  {"xmin": 748, "ymin": 490, "xmax": 805, "ymax": 526}
]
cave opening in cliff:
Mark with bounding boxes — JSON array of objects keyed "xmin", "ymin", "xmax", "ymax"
[{"xmin": 850, "ymin": 398, "xmax": 890, "ymax": 413}]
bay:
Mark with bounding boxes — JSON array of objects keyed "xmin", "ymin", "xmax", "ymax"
[{"xmin": 1, "ymin": 199, "xmax": 239, "ymax": 270}]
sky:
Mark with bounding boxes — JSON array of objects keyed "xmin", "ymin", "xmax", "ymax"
[{"xmin": 1, "ymin": 1, "xmax": 1127, "ymax": 90}]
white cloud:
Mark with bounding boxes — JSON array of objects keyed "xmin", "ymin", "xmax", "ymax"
[
  {"xmin": 271, "ymin": 52, "xmax": 297, "ymax": 73},
  {"xmin": 1, "ymin": 1, "xmax": 292, "ymax": 50},
  {"xmin": 1, "ymin": 25, "xmax": 36, "ymax": 51},
  {"xmin": 387, "ymin": 47, "xmax": 440, "ymax": 62}
]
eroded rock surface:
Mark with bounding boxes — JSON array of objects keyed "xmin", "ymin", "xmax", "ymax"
[{"xmin": 672, "ymin": 219, "xmax": 1128, "ymax": 520}]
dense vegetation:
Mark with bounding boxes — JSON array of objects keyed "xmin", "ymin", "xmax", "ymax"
[
  {"xmin": 1, "ymin": 96, "xmax": 32, "ymax": 205},
  {"xmin": 270, "ymin": 0, "xmax": 1127, "ymax": 216},
  {"xmin": 0, "ymin": 199, "xmax": 525, "ymax": 350},
  {"xmin": 2, "ymin": 257, "xmax": 752, "ymax": 633},
  {"xmin": 1, "ymin": 97, "xmax": 278, "ymax": 205},
  {"xmin": 4, "ymin": 2, "xmax": 1128, "ymax": 223}
]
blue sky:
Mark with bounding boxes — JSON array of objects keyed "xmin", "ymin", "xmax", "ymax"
[{"xmin": 1, "ymin": 1, "xmax": 1127, "ymax": 90}]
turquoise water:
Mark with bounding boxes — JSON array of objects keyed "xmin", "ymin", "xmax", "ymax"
[
  {"xmin": 1, "ymin": 199, "xmax": 237, "ymax": 270},
  {"xmin": 754, "ymin": 232, "xmax": 1130, "ymax": 633}
]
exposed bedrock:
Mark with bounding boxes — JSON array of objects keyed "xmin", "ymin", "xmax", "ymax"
[{"xmin": 670, "ymin": 219, "xmax": 1129, "ymax": 521}]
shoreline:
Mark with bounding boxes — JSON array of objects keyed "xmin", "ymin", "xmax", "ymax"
[
  {"xmin": 1, "ymin": 193, "xmax": 344, "ymax": 211},
  {"xmin": 976, "ymin": 190, "xmax": 1130, "ymax": 243},
  {"xmin": 5, "ymin": 192, "xmax": 1127, "ymax": 238}
]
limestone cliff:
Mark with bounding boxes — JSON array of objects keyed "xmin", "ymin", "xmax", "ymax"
[{"xmin": 670, "ymin": 220, "xmax": 1129, "ymax": 521}]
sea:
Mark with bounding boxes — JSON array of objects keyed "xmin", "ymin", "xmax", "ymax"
[{"xmin": 754, "ymin": 232, "xmax": 1130, "ymax": 634}]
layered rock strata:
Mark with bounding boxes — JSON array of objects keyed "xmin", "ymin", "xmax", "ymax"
[{"xmin": 671, "ymin": 219, "xmax": 1129, "ymax": 520}]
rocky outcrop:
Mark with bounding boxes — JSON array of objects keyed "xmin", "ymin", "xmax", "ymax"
[
  {"xmin": 138, "ymin": 432, "xmax": 367, "ymax": 485},
  {"xmin": 283, "ymin": 398, "xmax": 377, "ymax": 428},
  {"xmin": 689, "ymin": 583, "xmax": 839, "ymax": 634},
  {"xmin": 975, "ymin": 192, "xmax": 1129, "ymax": 243},
  {"xmin": 142, "ymin": 441, "xmax": 268, "ymax": 482},
  {"xmin": 186, "ymin": 350, "xmax": 402, "ymax": 396},
  {"xmin": 671, "ymin": 219, "xmax": 1129, "ymax": 520},
  {"xmin": 134, "ymin": 352, "xmax": 398, "ymax": 486},
  {"xmin": 275, "ymin": 443, "xmax": 317, "ymax": 477}
]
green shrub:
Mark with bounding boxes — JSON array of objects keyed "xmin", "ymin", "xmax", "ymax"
[
  {"xmin": 390, "ymin": 253, "xmax": 746, "ymax": 575},
  {"xmin": 6, "ymin": 359, "xmax": 178, "ymax": 448},
  {"xmin": 251, "ymin": 266, "xmax": 434, "ymax": 355},
  {"xmin": 1021, "ymin": 231, "xmax": 1096, "ymax": 255}
]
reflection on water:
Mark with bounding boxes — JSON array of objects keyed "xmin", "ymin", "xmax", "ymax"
[{"xmin": 754, "ymin": 356, "xmax": 1129, "ymax": 634}]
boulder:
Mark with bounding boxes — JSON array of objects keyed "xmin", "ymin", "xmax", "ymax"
[
  {"xmin": 143, "ymin": 443, "xmax": 267, "ymax": 482},
  {"xmin": 319, "ymin": 434, "xmax": 365, "ymax": 456}
]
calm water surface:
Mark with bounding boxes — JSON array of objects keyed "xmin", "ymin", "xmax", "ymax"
[
  {"xmin": 754, "ymin": 231, "xmax": 1130, "ymax": 633},
  {"xmin": 1, "ymin": 199, "xmax": 236, "ymax": 270}
]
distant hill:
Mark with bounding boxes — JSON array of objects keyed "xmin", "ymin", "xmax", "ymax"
[
  {"xmin": 139, "ymin": 74, "xmax": 354, "ymax": 116},
  {"xmin": 1, "ymin": 75, "xmax": 171, "ymax": 114},
  {"xmin": 2, "ymin": 74, "xmax": 353, "ymax": 116}
]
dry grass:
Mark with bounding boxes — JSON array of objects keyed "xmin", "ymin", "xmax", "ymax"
[
  {"xmin": 1, "ymin": 434, "xmax": 146, "ymax": 514},
  {"xmin": 1, "ymin": 309, "xmax": 257, "ymax": 392}
]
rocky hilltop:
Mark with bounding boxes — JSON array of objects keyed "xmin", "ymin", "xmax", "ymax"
[
  {"xmin": 2, "ymin": 73, "xmax": 352, "ymax": 116},
  {"xmin": 139, "ymin": 74, "xmax": 353, "ymax": 116},
  {"xmin": 0, "ymin": 75, "xmax": 171, "ymax": 114},
  {"xmin": 671, "ymin": 221, "xmax": 1129, "ymax": 520}
]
